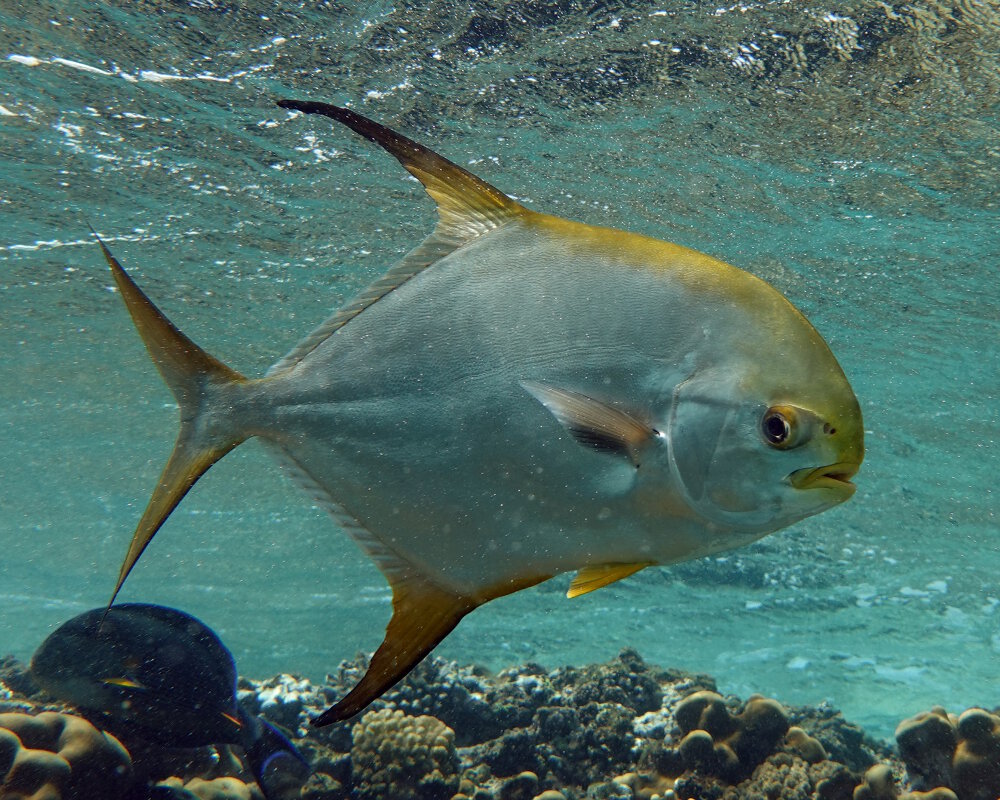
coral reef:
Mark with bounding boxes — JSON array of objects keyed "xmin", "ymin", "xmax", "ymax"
[
  {"xmin": 672, "ymin": 690, "xmax": 791, "ymax": 780},
  {"xmin": 5, "ymin": 650, "xmax": 1000, "ymax": 800},
  {"xmin": 315, "ymin": 656, "xmax": 502, "ymax": 747},
  {"xmin": 301, "ymin": 649, "xmax": 892, "ymax": 800},
  {"xmin": 155, "ymin": 775, "xmax": 267, "ymax": 800},
  {"xmin": 239, "ymin": 674, "xmax": 325, "ymax": 737},
  {"xmin": 0, "ymin": 711, "xmax": 132, "ymax": 800},
  {"xmin": 629, "ymin": 688, "xmax": 861, "ymax": 799},
  {"xmin": 895, "ymin": 706, "xmax": 1000, "ymax": 800},
  {"xmin": 852, "ymin": 764, "xmax": 959, "ymax": 800},
  {"xmin": 350, "ymin": 708, "xmax": 460, "ymax": 800}
]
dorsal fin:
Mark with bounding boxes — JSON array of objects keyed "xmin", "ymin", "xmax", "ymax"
[
  {"xmin": 276, "ymin": 100, "xmax": 521, "ymax": 232},
  {"xmin": 270, "ymin": 100, "xmax": 528, "ymax": 375}
]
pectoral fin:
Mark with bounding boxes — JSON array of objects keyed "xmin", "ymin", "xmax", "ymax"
[
  {"xmin": 567, "ymin": 563, "xmax": 652, "ymax": 598},
  {"xmin": 522, "ymin": 381, "xmax": 658, "ymax": 467},
  {"xmin": 311, "ymin": 575, "xmax": 477, "ymax": 727}
]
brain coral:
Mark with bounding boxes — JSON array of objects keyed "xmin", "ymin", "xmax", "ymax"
[
  {"xmin": 673, "ymin": 691, "xmax": 790, "ymax": 781},
  {"xmin": 852, "ymin": 764, "xmax": 960, "ymax": 800},
  {"xmin": 896, "ymin": 708, "xmax": 957, "ymax": 790},
  {"xmin": 157, "ymin": 776, "xmax": 266, "ymax": 800},
  {"xmin": 0, "ymin": 711, "xmax": 132, "ymax": 800},
  {"xmin": 350, "ymin": 708, "xmax": 460, "ymax": 800},
  {"xmin": 896, "ymin": 706, "xmax": 1000, "ymax": 800}
]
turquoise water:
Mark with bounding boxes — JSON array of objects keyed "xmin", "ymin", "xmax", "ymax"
[{"xmin": 1, "ymin": 2, "xmax": 997, "ymax": 741}]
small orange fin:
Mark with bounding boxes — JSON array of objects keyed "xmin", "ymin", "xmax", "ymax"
[
  {"xmin": 311, "ymin": 576, "xmax": 477, "ymax": 727},
  {"xmin": 91, "ymin": 230, "xmax": 248, "ymax": 609},
  {"xmin": 567, "ymin": 562, "xmax": 652, "ymax": 599}
]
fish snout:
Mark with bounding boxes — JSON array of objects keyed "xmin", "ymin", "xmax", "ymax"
[{"xmin": 788, "ymin": 461, "xmax": 860, "ymax": 496}]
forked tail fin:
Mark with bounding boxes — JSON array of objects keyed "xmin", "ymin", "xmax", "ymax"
[{"xmin": 91, "ymin": 231, "xmax": 249, "ymax": 608}]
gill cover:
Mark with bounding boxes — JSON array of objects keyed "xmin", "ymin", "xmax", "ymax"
[{"xmin": 667, "ymin": 369, "xmax": 820, "ymax": 530}]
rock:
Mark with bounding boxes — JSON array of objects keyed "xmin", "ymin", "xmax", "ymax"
[
  {"xmin": 952, "ymin": 707, "xmax": 1000, "ymax": 800},
  {"xmin": 896, "ymin": 707, "xmax": 957, "ymax": 790},
  {"xmin": 164, "ymin": 776, "xmax": 266, "ymax": 800},
  {"xmin": 301, "ymin": 770, "xmax": 349, "ymax": 799},
  {"xmin": 788, "ymin": 701, "xmax": 881, "ymax": 774},
  {"xmin": 853, "ymin": 764, "xmax": 897, "ymax": 800},
  {"xmin": 785, "ymin": 726, "xmax": 828, "ymax": 763},
  {"xmin": 612, "ymin": 770, "xmax": 677, "ymax": 799},
  {"xmin": 850, "ymin": 763, "xmax": 962, "ymax": 800}
]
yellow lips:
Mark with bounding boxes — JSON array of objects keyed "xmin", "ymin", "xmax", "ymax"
[{"xmin": 788, "ymin": 462, "xmax": 860, "ymax": 495}]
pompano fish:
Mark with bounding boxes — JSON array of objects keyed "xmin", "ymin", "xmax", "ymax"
[
  {"xmin": 30, "ymin": 604, "xmax": 310, "ymax": 799},
  {"xmin": 93, "ymin": 99, "xmax": 863, "ymax": 727}
]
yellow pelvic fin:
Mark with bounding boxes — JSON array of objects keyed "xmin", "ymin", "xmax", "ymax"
[
  {"xmin": 567, "ymin": 563, "xmax": 653, "ymax": 599},
  {"xmin": 91, "ymin": 231, "xmax": 248, "ymax": 609},
  {"xmin": 521, "ymin": 381, "xmax": 658, "ymax": 467},
  {"xmin": 310, "ymin": 575, "xmax": 478, "ymax": 727}
]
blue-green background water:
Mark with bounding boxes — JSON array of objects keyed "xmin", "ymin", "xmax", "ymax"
[{"xmin": 1, "ymin": 1, "xmax": 996, "ymax": 741}]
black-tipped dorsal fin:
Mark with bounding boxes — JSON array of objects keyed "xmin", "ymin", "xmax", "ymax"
[
  {"xmin": 269, "ymin": 100, "xmax": 528, "ymax": 376},
  {"xmin": 276, "ymin": 99, "xmax": 522, "ymax": 234},
  {"xmin": 567, "ymin": 563, "xmax": 652, "ymax": 599}
]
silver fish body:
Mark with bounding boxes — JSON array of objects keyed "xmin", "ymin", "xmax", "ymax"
[
  {"xmin": 93, "ymin": 101, "xmax": 863, "ymax": 725},
  {"xmin": 254, "ymin": 219, "xmax": 857, "ymax": 592}
]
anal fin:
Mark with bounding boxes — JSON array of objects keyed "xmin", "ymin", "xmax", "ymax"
[
  {"xmin": 311, "ymin": 575, "xmax": 477, "ymax": 726},
  {"xmin": 567, "ymin": 563, "xmax": 652, "ymax": 599}
]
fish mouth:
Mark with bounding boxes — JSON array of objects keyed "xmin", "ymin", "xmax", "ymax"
[{"xmin": 788, "ymin": 462, "xmax": 860, "ymax": 494}]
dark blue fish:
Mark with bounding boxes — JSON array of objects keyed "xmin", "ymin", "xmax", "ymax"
[{"xmin": 30, "ymin": 603, "xmax": 309, "ymax": 798}]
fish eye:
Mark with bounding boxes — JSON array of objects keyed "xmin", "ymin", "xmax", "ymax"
[{"xmin": 761, "ymin": 406, "xmax": 800, "ymax": 449}]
